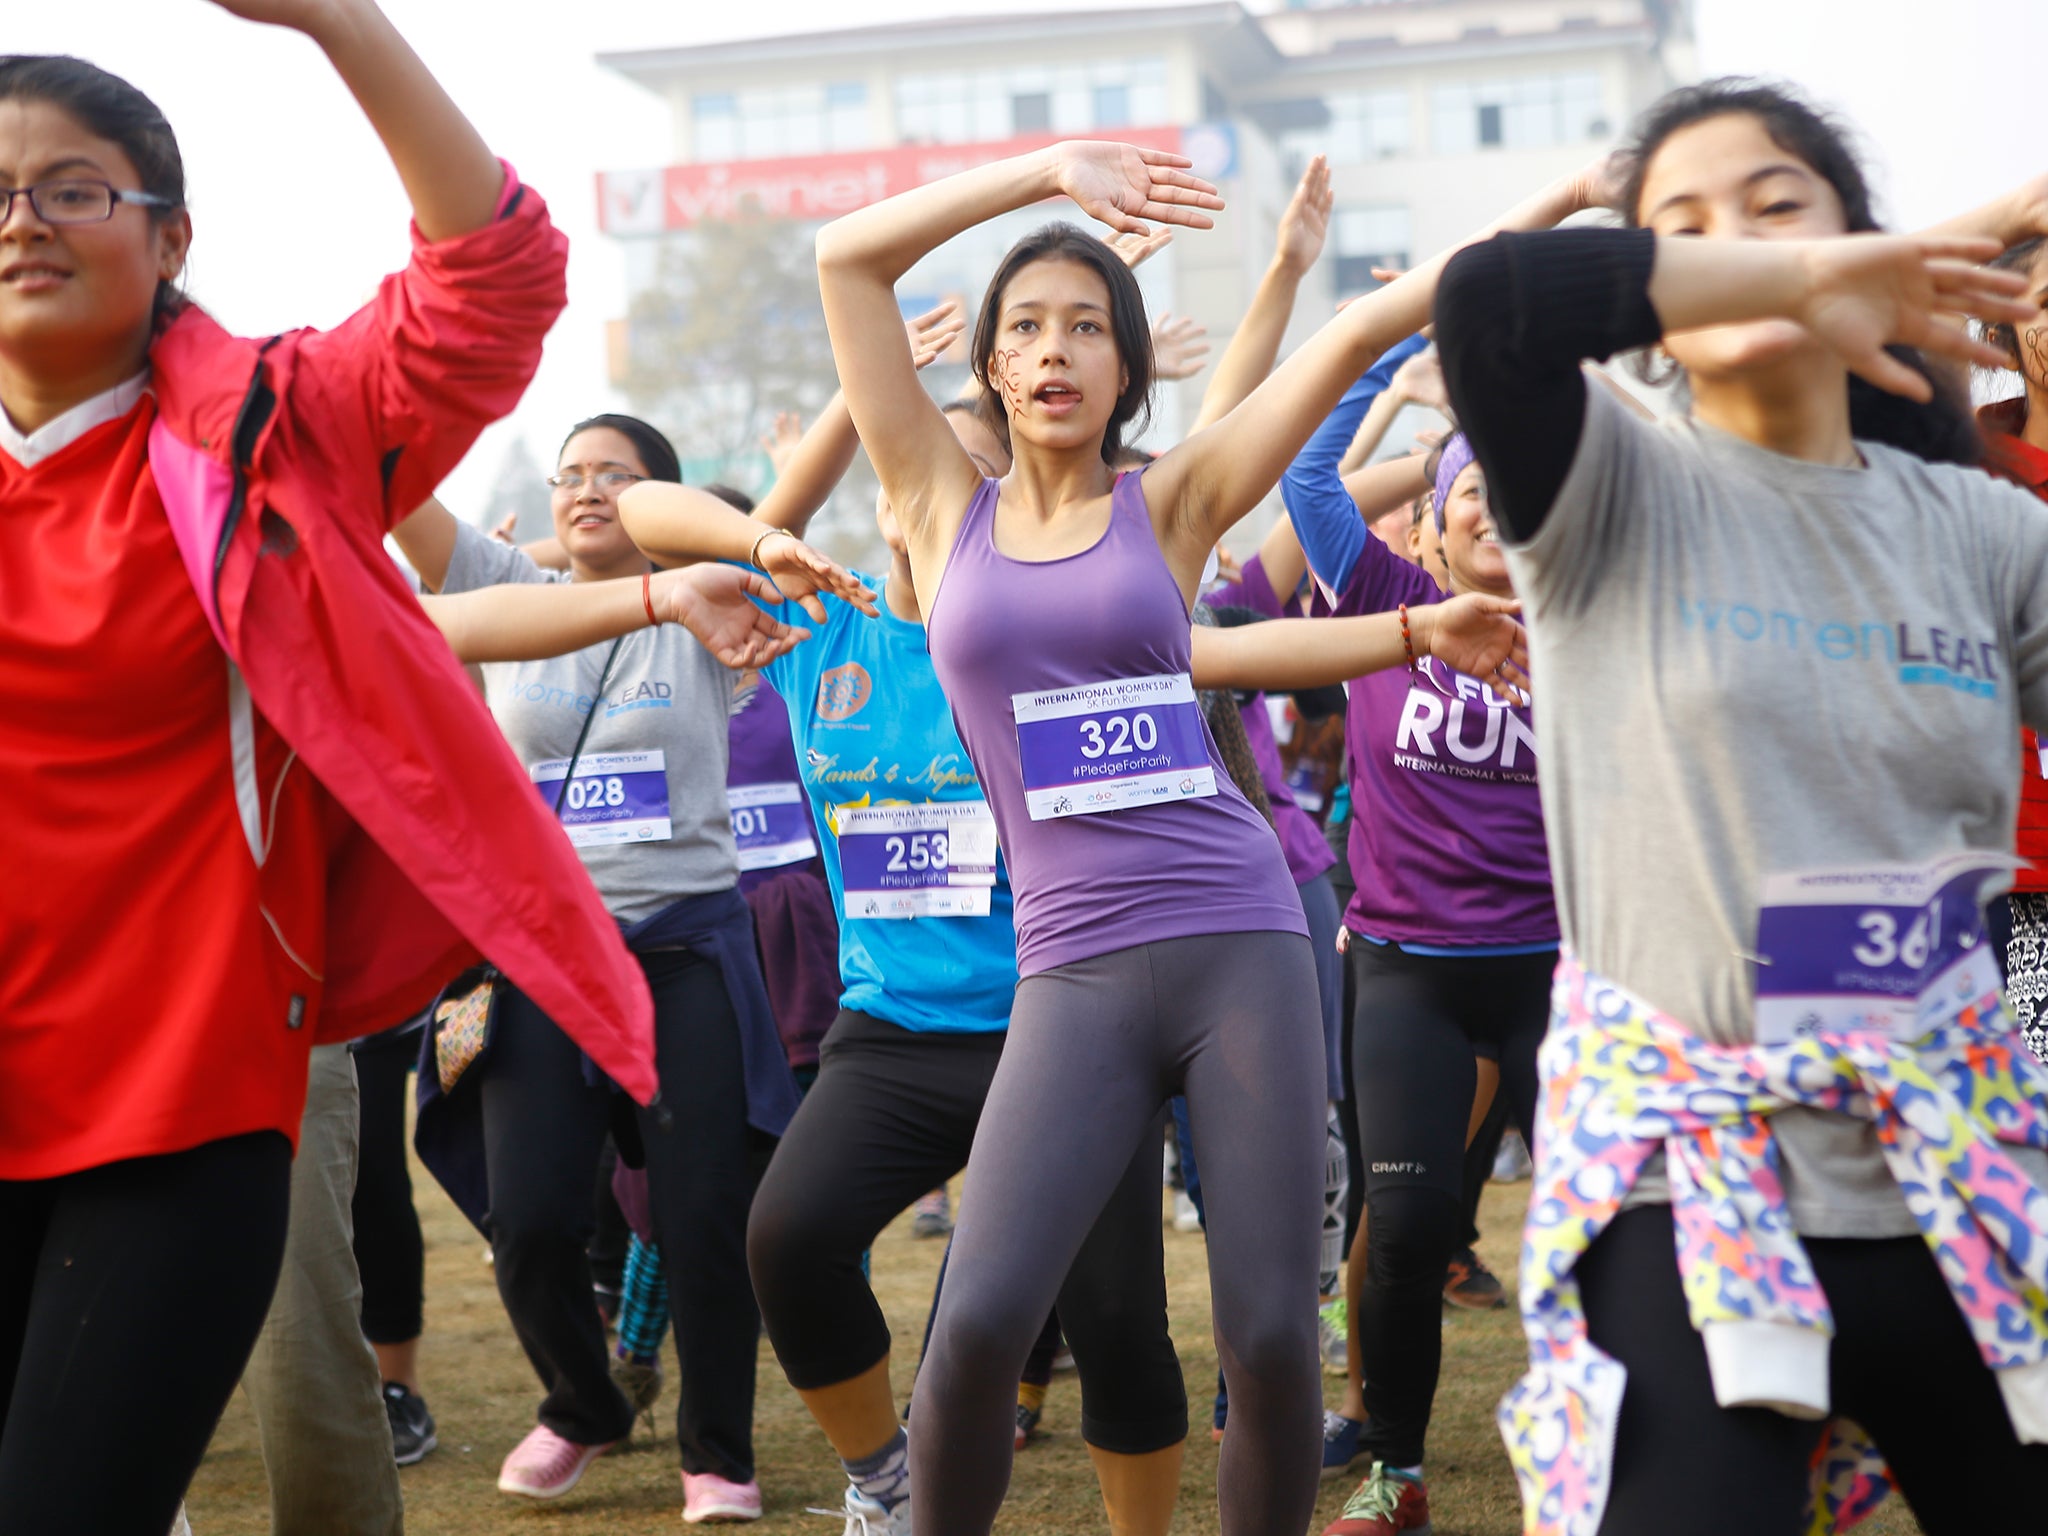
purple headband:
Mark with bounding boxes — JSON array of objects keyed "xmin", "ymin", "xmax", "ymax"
[{"xmin": 1432, "ymin": 432, "xmax": 1475, "ymax": 537}]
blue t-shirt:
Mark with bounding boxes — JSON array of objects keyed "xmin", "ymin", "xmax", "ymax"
[{"xmin": 760, "ymin": 572, "xmax": 1016, "ymax": 1033}]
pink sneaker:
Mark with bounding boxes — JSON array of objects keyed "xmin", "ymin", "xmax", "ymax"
[
  {"xmin": 496, "ymin": 1423, "xmax": 614, "ymax": 1499},
  {"xmin": 682, "ymin": 1470, "xmax": 762, "ymax": 1523}
]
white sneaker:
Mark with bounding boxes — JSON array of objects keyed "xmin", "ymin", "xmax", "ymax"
[
  {"xmin": 1172, "ymin": 1191, "xmax": 1202, "ymax": 1233},
  {"xmin": 808, "ymin": 1483, "xmax": 910, "ymax": 1536}
]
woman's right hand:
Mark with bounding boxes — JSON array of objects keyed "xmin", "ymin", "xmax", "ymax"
[
  {"xmin": 1418, "ymin": 593, "xmax": 1530, "ymax": 703},
  {"xmin": 756, "ymin": 533, "xmax": 879, "ymax": 623},
  {"xmin": 1048, "ymin": 142, "xmax": 1224, "ymax": 237},
  {"xmin": 1791, "ymin": 235, "xmax": 2030, "ymax": 399}
]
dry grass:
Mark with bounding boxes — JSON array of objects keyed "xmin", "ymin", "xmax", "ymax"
[{"xmin": 185, "ymin": 1160, "xmax": 1923, "ymax": 1536}]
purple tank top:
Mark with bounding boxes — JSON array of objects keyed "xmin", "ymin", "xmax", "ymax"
[{"xmin": 924, "ymin": 470, "xmax": 1306, "ymax": 977}]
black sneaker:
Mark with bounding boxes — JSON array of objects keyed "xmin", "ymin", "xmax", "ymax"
[{"xmin": 382, "ymin": 1381, "xmax": 438, "ymax": 1466}]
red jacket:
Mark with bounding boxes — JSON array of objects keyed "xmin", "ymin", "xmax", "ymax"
[
  {"xmin": 1981, "ymin": 398, "xmax": 2048, "ymax": 896},
  {"xmin": 148, "ymin": 172, "xmax": 655, "ymax": 1100}
]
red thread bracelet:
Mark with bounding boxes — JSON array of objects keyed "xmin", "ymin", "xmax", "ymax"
[
  {"xmin": 642, "ymin": 571, "xmax": 661, "ymax": 628},
  {"xmin": 1399, "ymin": 602, "xmax": 1418, "ymax": 677}
]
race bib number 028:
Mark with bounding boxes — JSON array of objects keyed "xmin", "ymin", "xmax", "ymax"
[
  {"xmin": 838, "ymin": 802, "xmax": 998, "ymax": 920},
  {"xmin": 531, "ymin": 750, "xmax": 671, "ymax": 848},
  {"xmin": 728, "ymin": 782, "xmax": 818, "ymax": 873},
  {"xmin": 1752, "ymin": 853, "xmax": 2016, "ymax": 1045},
  {"xmin": 1012, "ymin": 672, "xmax": 1215, "ymax": 821}
]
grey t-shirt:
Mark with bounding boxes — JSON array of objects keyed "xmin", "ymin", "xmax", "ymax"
[
  {"xmin": 1507, "ymin": 384, "xmax": 2048, "ymax": 1237},
  {"xmin": 444, "ymin": 520, "xmax": 739, "ymax": 921}
]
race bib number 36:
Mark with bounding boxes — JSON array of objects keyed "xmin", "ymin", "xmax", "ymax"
[
  {"xmin": 532, "ymin": 750, "xmax": 671, "ymax": 848},
  {"xmin": 729, "ymin": 782, "xmax": 818, "ymax": 873},
  {"xmin": 839, "ymin": 802, "xmax": 998, "ymax": 919},
  {"xmin": 1753, "ymin": 853, "xmax": 2016, "ymax": 1044},
  {"xmin": 1012, "ymin": 672, "xmax": 1215, "ymax": 821}
]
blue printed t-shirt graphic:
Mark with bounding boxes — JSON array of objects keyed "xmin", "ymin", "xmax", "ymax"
[
  {"xmin": 1675, "ymin": 599, "xmax": 2003, "ymax": 701},
  {"xmin": 757, "ymin": 570, "xmax": 1016, "ymax": 1034}
]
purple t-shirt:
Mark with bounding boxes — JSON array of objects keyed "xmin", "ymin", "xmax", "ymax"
[
  {"xmin": 1211, "ymin": 555, "xmax": 1338, "ymax": 888},
  {"xmin": 1325, "ymin": 539, "xmax": 1557, "ymax": 947}
]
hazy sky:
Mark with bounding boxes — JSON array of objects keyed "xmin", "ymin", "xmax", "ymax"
[{"xmin": 14, "ymin": 0, "xmax": 2047, "ymax": 511}]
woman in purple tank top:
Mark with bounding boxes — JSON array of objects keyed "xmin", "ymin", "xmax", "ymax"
[{"xmin": 814, "ymin": 139, "xmax": 1535, "ymax": 1536}]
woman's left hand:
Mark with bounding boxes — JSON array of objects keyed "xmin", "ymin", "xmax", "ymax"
[
  {"xmin": 1049, "ymin": 141, "xmax": 1224, "ymax": 236},
  {"xmin": 1151, "ymin": 311, "xmax": 1211, "ymax": 381},
  {"xmin": 1419, "ymin": 593, "xmax": 1530, "ymax": 703},
  {"xmin": 659, "ymin": 566, "xmax": 811, "ymax": 670}
]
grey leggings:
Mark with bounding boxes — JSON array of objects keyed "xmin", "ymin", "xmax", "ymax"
[{"xmin": 908, "ymin": 930, "xmax": 1326, "ymax": 1536}]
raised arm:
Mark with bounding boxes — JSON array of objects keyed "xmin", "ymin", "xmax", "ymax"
[
  {"xmin": 420, "ymin": 565, "xmax": 807, "ymax": 669},
  {"xmin": 816, "ymin": 142, "xmax": 1221, "ymax": 569},
  {"xmin": 208, "ymin": 0, "xmax": 502, "ymax": 239},
  {"xmin": 1437, "ymin": 228, "xmax": 2027, "ymax": 542},
  {"xmin": 1189, "ymin": 155, "xmax": 1334, "ymax": 433},
  {"xmin": 1921, "ymin": 173, "xmax": 2048, "ymax": 252},
  {"xmin": 391, "ymin": 496, "xmax": 463, "ymax": 592},
  {"xmin": 1339, "ymin": 349, "xmax": 1449, "ymax": 474},
  {"xmin": 1189, "ymin": 592, "xmax": 1528, "ymax": 698},
  {"xmin": 616, "ymin": 483, "xmax": 877, "ymax": 622},
  {"xmin": 1279, "ymin": 335, "xmax": 1427, "ymax": 592},
  {"xmin": 1147, "ymin": 164, "xmax": 1606, "ymax": 571}
]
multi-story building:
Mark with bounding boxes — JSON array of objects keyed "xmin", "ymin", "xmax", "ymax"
[{"xmin": 594, "ymin": 0, "xmax": 1692, "ymax": 538}]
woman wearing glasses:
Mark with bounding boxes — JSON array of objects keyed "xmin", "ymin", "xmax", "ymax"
[
  {"xmin": 394, "ymin": 417, "xmax": 808, "ymax": 1522},
  {"xmin": 0, "ymin": 3, "xmax": 657, "ymax": 1532}
]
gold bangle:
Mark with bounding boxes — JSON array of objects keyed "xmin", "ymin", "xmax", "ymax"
[{"xmin": 750, "ymin": 526, "xmax": 796, "ymax": 571}]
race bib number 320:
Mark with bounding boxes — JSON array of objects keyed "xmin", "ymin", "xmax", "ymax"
[
  {"xmin": 532, "ymin": 750, "xmax": 671, "ymax": 848},
  {"xmin": 1753, "ymin": 853, "xmax": 2016, "ymax": 1044},
  {"xmin": 1012, "ymin": 672, "xmax": 1215, "ymax": 821}
]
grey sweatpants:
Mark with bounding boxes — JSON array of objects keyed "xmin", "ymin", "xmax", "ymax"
[
  {"xmin": 238, "ymin": 1044, "xmax": 404, "ymax": 1536},
  {"xmin": 908, "ymin": 930, "xmax": 1325, "ymax": 1536}
]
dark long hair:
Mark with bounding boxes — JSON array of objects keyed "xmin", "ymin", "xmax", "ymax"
[
  {"xmin": 1618, "ymin": 78, "xmax": 1980, "ymax": 467},
  {"xmin": 0, "ymin": 55, "xmax": 186, "ymax": 324},
  {"xmin": 559, "ymin": 414, "xmax": 682, "ymax": 484},
  {"xmin": 1982, "ymin": 237, "xmax": 2048, "ymax": 427},
  {"xmin": 970, "ymin": 222, "xmax": 1153, "ymax": 466}
]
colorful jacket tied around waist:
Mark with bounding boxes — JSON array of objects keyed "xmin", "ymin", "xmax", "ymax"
[{"xmin": 1501, "ymin": 953, "xmax": 2048, "ymax": 1536}]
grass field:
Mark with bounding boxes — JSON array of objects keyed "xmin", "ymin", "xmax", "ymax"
[{"xmin": 184, "ymin": 1156, "xmax": 1925, "ymax": 1536}]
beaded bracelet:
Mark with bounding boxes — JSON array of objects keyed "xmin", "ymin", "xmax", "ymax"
[{"xmin": 1398, "ymin": 601, "xmax": 1418, "ymax": 677}]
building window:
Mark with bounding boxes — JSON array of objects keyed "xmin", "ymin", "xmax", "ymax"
[
  {"xmin": 1284, "ymin": 86, "xmax": 1410, "ymax": 164},
  {"xmin": 693, "ymin": 93, "xmax": 738, "ymax": 161},
  {"xmin": 1431, "ymin": 72, "xmax": 1606, "ymax": 154},
  {"xmin": 692, "ymin": 83, "xmax": 869, "ymax": 162},
  {"xmin": 1013, "ymin": 91, "xmax": 1052, "ymax": 134},
  {"xmin": 1334, "ymin": 205, "xmax": 1410, "ymax": 293},
  {"xmin": 896, "ymin": 57, "xmax": 1168, "ymax": 146},
  {"xmin": 826, "ymin": 82, "xmax": 869, "ymax": 149}
]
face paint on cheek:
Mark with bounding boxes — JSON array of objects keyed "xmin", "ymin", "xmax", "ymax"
[
  {"xmin": 993, "ymin": 348, "xmax": 1028, "ymax": 416},
  {"xmin": 2025, "ymin": 326, "xmax": 2048, "ymax": 386}
]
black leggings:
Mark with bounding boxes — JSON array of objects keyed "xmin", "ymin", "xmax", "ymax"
[
  {"xmin": 1347, "ymin": 940, "xmax": 1553, "ymax": 1468},
  {"xmin": 352, "ymin": 1023, "xmax": 424, "ymax": 1345},
  {"xmin": 0, "ymin": 1131, "xmax": 293, "ymax": 1536},
  {"xmin": 1581, "ymin": 1204, "xmax": 2048, "ymax": 1535},
  {"xmin": 748, "ymin": 1009, "xmax": 1186, "ymax": 1454},
  {"xmin": 482, "ymin": 947, "xmax": 771, "ymax": 1478},
  {"xmin": 910, "ymin": 930, "xmax": 1326, "ymax": 1536}
]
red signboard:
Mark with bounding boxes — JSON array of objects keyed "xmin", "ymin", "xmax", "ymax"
[{"xmin": 597, "ymin": 125, "xmax": 1188, "ymax": 234}]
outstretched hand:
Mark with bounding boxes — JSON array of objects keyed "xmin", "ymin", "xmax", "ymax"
[
  {"xmin": 906, "ymin": 298, "xmax": 966, "ymax": 370},
  {"xmin": 1151, "ymin": 311, "xmax": 1212, "ymax": 381},
  {"xmin": 1051, "ymin": 141, "xmax": 1224, "ymax": 236},
  {"xmin": 1793, "ymin": 234, "xmax": 2030, "ymax": 400},
  {"xmin": 1275, "ymin": 154, "xmax": 1333, "ymax": 275},
  {"xmin": 1392, "ymin": 350, "xmax": 1451, "ymax": 418},
  {"xmin": 759, "ymin": 412, "xmax": 804, "ymax": 480},
  {"xmin": 758, "ymin": 533, "xmax": 880, "ymax": 623},
  {"xmin": 661, "ymin": 566, "xmax": 813, "ymax": 670},
  {"xmin": 1421, "ymin": 593, "xmax": 1529, "ymax": 703},
  {"xmin": 1108, "ymin": 228, "xmax": 1176, "ymax": 270}
]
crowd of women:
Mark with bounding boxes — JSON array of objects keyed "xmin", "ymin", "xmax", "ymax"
[{"xmin": 10, "ymin": 3, "xmax": 2048, "ymax": 1535}]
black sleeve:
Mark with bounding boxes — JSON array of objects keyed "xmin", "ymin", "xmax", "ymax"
[{"xmin": 1434, "ymin": 227, "xmax": 1663, "ymax": 543}]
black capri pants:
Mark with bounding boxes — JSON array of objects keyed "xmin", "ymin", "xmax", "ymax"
[{"xmin": 747, "ymin": 1008, "xmax": 1187, "ymax": 1455}]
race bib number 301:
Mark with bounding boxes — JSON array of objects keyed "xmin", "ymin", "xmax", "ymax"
[
  {"xmin": 532, "ymin": 750, "xmax": 672, "ymax": 848},
  {"xmin": 1012, "ymin": 672, "xmax": 1215, "ymax": 821},
  {"xmin": 839, "ymin": 802, "xmax": 998, "ymax": 919},
  {"xmin": 1753, "ymin": 853, "xmax": 2016, "ymax": 1045},
  {"xmin": 729, "ymin": 782, "xmax": 818, "ymax": 872}
]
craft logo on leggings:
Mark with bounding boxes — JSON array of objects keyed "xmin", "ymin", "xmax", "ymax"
[
  {"xmin": 1012, "ymin": 672, "xmax": 1215, "ymax": 820},
  {"xmin": 529, "ymin": 750, "xmax": 671, "ymax": 847}
]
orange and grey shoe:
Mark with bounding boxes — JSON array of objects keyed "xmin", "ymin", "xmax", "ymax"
[
  {"xmin": 1324, "ymin": 1463, "xmax": 1432, "ymax": 1536},
  {"xmin": 1442, "ymin": 1246, "xmax": 1507, "ymax": 1311}
]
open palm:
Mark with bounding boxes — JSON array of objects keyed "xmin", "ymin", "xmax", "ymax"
[
  {"xmin": 1795, "ymin": 235, "xmax": 2028, "ymax": 400},
  {"xmin": 1052, "ymin": 142, "xmax": 1223, "ymax": 236},
  {"xmin": 664, "ymin": 567, "xmax": 809, "ymax": 669},
  {"xmin": 1429, "ymin": 593, "xmax": 1530, "ymax": 702},
  {"xmin": 760, "ymin": 537, "xmax": 879, "ymax": 623}
]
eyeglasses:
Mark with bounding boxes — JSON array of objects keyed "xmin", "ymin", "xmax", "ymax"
[
  {"xmin": 0, "ymin": 179, "xmax": 177, "ymax": 226},
  {"xmin": 546, "ymin": 470, "xmax": 646, "ymax": 492}
]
